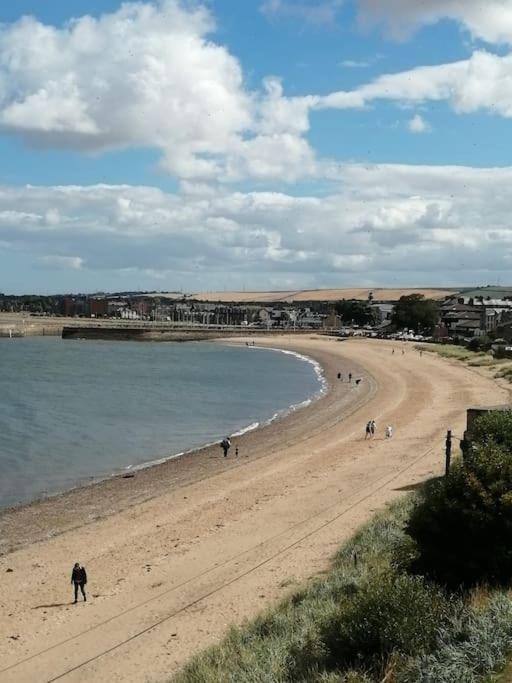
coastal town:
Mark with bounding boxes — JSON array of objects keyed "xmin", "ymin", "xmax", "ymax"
[{"xmin": 3, "ymin": 286, "xmax": 512, "ymax": 345}]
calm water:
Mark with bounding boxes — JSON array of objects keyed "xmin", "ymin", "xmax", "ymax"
[{"xmin": 0, "ymin": 338, "xmax": 323, "ymax": 509}]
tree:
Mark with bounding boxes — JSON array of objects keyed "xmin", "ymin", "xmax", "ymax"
[
  {"xmin": 391, "ymin": 294, "xmax": 438, "ymax": 333},
  {"xmin": 335, "ymin": 300, "xmax": 376, "ymax": 327}
]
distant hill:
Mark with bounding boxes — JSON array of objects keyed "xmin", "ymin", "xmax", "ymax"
[
  {"xmin": 166, "ymin": 288, "xmax": 459, "ymax": 303},
  {"xmin": 457, "ymin": 286, "xmax": 512, "ymax": 300}
]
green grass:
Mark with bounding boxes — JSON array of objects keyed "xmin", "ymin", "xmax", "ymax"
[
  {"xmin": 417, "ymin": 344, "xmax": 512, "ymax": 378},
  {"xmin": 416, "ymin": 344, "xmax": 492, "ymax": 364},
  {"xmin": 496, "ymin": 366, "xmax": 512, "ymax": 380},
  {"xmin": 172, "ymin": 497, "xmax": 512, "ymax": 683}
]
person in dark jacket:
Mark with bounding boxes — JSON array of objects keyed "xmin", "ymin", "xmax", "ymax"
[
  {"xmin": 71, "ymin": 562, "xmax": 87, "ymax": 603},
  {"xmin": 221, "ymin": 436, "xmax": 231, "ymax": 457}
]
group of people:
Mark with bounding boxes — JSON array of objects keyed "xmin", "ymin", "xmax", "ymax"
[
  {"xmin": 392, "ymin": 347, "xmax": 423, "ymax": 357},
  {"xmin": 365, "ymin": 419, "xmax": 376, "ymax": 438},
  {"xmin": 337, "ymin": 371, "xmax": 361, "ymax": 385},
  {"xmin": 365, "ymin": 420, "xmax": 393, "ymax": 439}
]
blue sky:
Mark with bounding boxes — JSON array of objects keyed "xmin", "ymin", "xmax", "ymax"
[{"xmin": 1, "ymin": 0, "xmax": 512, "ymax": 293}]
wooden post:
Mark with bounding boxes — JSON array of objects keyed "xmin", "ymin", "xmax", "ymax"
[
  {"xmin": 445, "ymin": 430, "xmax": 452, "ymax": 477},
  {"xmin": 460, "ymin": 431, "xmax": 469, "ymax": 463}
]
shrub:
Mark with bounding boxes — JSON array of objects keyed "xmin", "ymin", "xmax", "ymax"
[
  {"xmin": 470, "ymin": 410, "xmax": 512, "ymax": 451},
  {"xmin": 397, "ymin": 593, "xmax": 512, "ymax": 683},
  {"xmin": 406, "ymin": 443, "xmax": 512, "ymax": 586},
  {"xmin": 467, "ymin": 336, "xmax": 492, "ymax": 352},
  {"xmin": 321, "ymin": 572, "xmax": 455, "ymax": 672}
]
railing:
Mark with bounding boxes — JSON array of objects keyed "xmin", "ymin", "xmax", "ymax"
[{"xmin": 61, "ymin": 320, "xmax": 340, "ymax": 332}]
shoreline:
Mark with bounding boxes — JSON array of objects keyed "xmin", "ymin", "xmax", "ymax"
[
  {"xmin": 1, "ymin": 336, "xmax": 507, "ymax": 683},
  {"xmin": 124, "ymin": 344, "xmax": 329, "ymax": 474},
  {"xmin": 0, "ymin": 341, "xmax": 327, "ymax": 513},
  {"xmin": 0, "ymin": 336, "xmax": 370, "ymax": 557}
]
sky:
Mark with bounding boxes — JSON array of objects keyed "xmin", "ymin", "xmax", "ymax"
[{"xmin": 1, "ymin": 0, "xmax": 512, "ymax": 294}]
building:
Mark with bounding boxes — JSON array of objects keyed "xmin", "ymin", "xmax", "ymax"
[
  {"xmin": 89, "ymin": 298, "xmax": 109, "ymax": 317},
  {"xmin": 440, "ymin": 295, "xmax": 512, "ymax": 338},
  {"xmin": 369, "ymin": 303, "xmax": 394, "ymax": 325},
  {"xmin": 62, "ymin": 296, "xmax": 87, "ymax": 317},
  {"xmin": 439, "ymin": 302, "xmax": 484, "ymax": 338}
]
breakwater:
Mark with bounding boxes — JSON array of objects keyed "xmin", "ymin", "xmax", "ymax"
[
  {"xmin": 62, "ymin": 326, "xmax": 234, "ymax": 342},
  {"xmin": 61, "ymin": 325, "xmax": 316, "ymax": 341}
]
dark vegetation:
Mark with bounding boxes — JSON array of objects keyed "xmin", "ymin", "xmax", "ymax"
[
  {"xmin": 467, "ymin": 335, "xmax": 494, "ymax": 352},
  {"xmin": 334, "ymin": 300, "xmax": 377, "ymax": 327},
  {"xmin": 408, "ymin": 442, "xmax": 512, "ymax": 586},
  {"xmin": 391, "ymin": 294, "xmax": 438, "ymax": 333},
  {"xmin": 174, "ymin": 412, "xmax": 512, "ymax": 682}
]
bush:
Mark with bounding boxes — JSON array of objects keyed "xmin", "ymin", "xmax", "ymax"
[
  {"xmin": 467, "ymin": 336, "xmax": 492, "ymax": 352},
  {"xmin": 406, "ymin": 443, "xmax": 512, "ymax": 586},
  {"xmin": 397, "ymin": 594, "xmax": 512, "ymax": 683},
  {"xmin": 321, "ymin": 572, "xmax": 455, "ymax": 673},
  {"xmin": 470, "ymin": 410, "xmax": 512, "ymax": 451}
]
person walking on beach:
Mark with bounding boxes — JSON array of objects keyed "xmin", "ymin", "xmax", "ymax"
[
  {"xmin": 221, "ymin": 436, "xmax": 231, "ymax": 458},
  {"xmin": 71, "ymin": 562, "xmax": 87, "ymax": 603},
  {"xmin": 386, "ymin": 425, "xmax": 393, "ymax": 439},
  {"xmin": 349, "ymin": 372, "xmax": 353, "ymax": 383},
  {"xmin": 392, "ymin": 348, "xmax": 395, "ymax": 355},
  {"xmin": 370, "ymin": 419, "xmax": 376, "ymax": 438},
  {"xmin": 365, "ymin": 421, "xmax": 372, "ymax": 439}
]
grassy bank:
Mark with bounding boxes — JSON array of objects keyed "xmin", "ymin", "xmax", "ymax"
[
  {"xmin": 417, "ymin": 343, "xmax": 512, "ymax": 380},
  {"xmin": 173, "ymin": 494, "xmax": 512, "ymax": 683}
]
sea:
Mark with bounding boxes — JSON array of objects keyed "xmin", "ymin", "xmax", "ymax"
[{"xmin": 0, "ymin": 337, "xmax": 325, "ymax": 510}]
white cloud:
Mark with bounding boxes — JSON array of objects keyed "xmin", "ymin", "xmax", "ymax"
[
  {"xmin": 340, "ymin": 54, "xmax": 383, "ymax": 69},
  {"xmin": 2, "ymin": 165, "xmax": 512, "ymax": 288},
  {"xmin": 318, "ymin": 50, "xmax": 512, "ymax": 119},
  {"xmin": 408, "ymin": 114, "xmax": 431, "ymax": 133},
  {"xmin": 3, "ymin": 1, "xmax": 512, "ymax": 191},
  {"xmin": 0, "ymin": 1, "xmax": 319, "ymax": 183},
  {"xmin": 260, "ymin": 0, "xmax": 343, "ymax": 26},
  {"xmin": 357, "ymin": 0, "xmax": 512, "ymax": 45},
  {"xmin": 341, "ymin": 59, "xmax": 371, "ymax": 68},
  {"xmin": 37, "ymin": 255, "xmax": 84, "ymax": 270}
]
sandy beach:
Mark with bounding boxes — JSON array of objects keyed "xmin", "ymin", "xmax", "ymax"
[{"xmin": 0, "ymin": 335, "xmax": 509, "ymax": 683}]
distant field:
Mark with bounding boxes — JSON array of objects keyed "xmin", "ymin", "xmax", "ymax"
[{"xmin": 184, "ymin": 287, "xmax": 458, "ymax": 303}]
